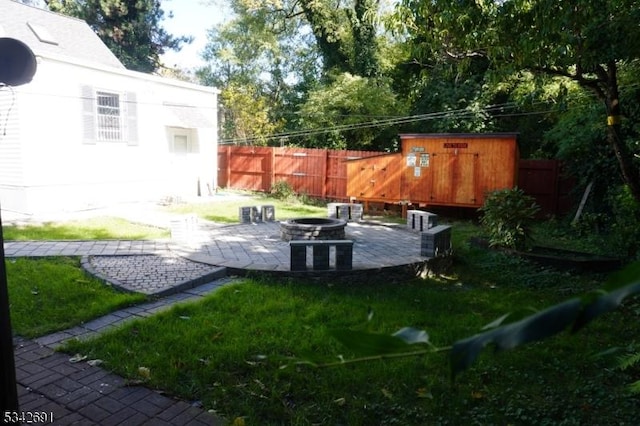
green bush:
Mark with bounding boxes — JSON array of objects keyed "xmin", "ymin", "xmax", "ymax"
[
  {"xmin": 608, "ymin": 185, "xmax": 640, "ymax": 259},
  {"xmin": 270, "ymin": 180, "xmax": 296, "ymax": 200},
  {"xmin": 479, "ymin": 187, "xmax": 540, "ymax": 250}
]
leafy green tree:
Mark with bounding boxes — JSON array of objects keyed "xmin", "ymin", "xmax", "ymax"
[
  {"xmin": 299, "ymin": 0, "xmax": 381, "ymax": 77},
  {"xmin": 393, "ymin": 0, "xmax": 640, "ymax": 202},
  {"xmin": 200, "ymin": 0, "xmax": 391, "ymax": 148},
  {"xmin": 219, "ymin": 83, "xmax": 285, "ymax": 145},
  {"xmin": 46, "ymin": 0, "xmax": 191, "ymax": 72},
  {"xmin": 297, "ymin": 72, "xmax": 407, "ymax": 150},
  {"xmin": 198, "ymin": 0, "xmax": 320, "ymax": 145}
]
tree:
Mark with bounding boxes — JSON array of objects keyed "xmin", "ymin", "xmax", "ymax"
[
  {"xmin": 394, "ymin": 0, "xmax": 640, "ymax": 202},
  {"xmin": 199, "ymin": 0, "xmax": 391, "ymax": 148},
  {"xmin": 46, "ymin": 0, "xmax": 191, "ymax": 72},
  {"xmin": 198, "ymin": 0, "xmax": 319, "ymax": 145},
  {"xmin": 298, "ymin": 0, "xmax": 381, "ymax": 77},
  {"xmin": 219, "ymin": 83, "xmax": 285, "ymax": 145},
  {"xmin": 297, "ymin": 72, "xmax": 407, "ymax": 150}
]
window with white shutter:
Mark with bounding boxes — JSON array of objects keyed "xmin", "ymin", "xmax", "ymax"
[
  {"xmin": 82, "ymin": 86, "xmax": 138, "ymax": 145},
  {"xmin": 96, "ymin": 91, "xmax": 122, "ymax": 141}
]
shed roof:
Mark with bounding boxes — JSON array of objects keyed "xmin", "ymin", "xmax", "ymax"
[
  {"xmin": 399, "ymin": 132, "xmax": 519, "ymax": 139},
  {"xmin": 0, "ymin": 0, "xmax": 124, "ymax": 69}
]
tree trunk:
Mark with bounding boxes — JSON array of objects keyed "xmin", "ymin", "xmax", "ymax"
[
  {"xmin": 603, "ymin": 63, "xmax": 640, "ymax": 203},
  {"xmin": 299, "ymin": 1, "xmax": 350, "ymax": 75}
]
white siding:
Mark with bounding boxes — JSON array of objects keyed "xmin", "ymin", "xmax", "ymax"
[
  {"xmin": 0, "ymin": 86, "xmax": 24, "ymax": 185},
  {"xmin": 0, "ymin": 56, "xmax": 218, "ymax": 215},
  {"xmin": 0, "ymin": 85, "xmax": 26, "ymax": 211}
]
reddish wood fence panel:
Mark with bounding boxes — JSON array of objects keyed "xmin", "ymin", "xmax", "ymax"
[
  {"xmin": 517, "ymin": 159, "xmax": 575, "ymax": 217},
  {"xmin": 218, "ymin": 146, "xmax": 575, "ymax": 216},
  {"xmin": 274, "ymin": 148, "xmax": 326, "ymax": 197},
  {"xmin": 218, "ymin": 146, "xmax": 380, "ymax": 200}
]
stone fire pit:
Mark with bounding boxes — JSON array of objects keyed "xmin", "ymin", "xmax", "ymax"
[{"xmin": 280, "ymin": 218, "xmax": 347, "ymax": 241}]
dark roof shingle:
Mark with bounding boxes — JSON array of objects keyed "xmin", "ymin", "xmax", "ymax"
[{"xmin": 0, "ymin": 0, "xmax": 124, "ymax": 69}]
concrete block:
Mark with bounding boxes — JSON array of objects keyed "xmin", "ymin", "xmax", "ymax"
[
  {"xmin": 421, "ymin": 225, "xmax": 452, "ymax": 257},
  {"xmin": 289, "ymin": 240, "xmax": 354, "ymax": 271},
  {"xmin": 335, "ymin": 242, "xmax": 354, "ymax": 270},
  {"xmin": 407, "ymin": 210, "xmax": 438, "ymax": 232},
  {"xmin": 290, "ymin": 244, "xmax": 307, "ymax": 271},
  {"xmin": 261, "ymin": 205, "xmax": 276, "ymax": 221},
  {"xmin": 251, "ymin": 206, "xmax": 262, "ymax": 222},
  {"xmin": 239, "ymin": 206, "xmax": 253, "ymax": 223},
  {"xmin": 170, "ymin": 215, "xmax": 198, "ymax": 241},
  {"xmin": 328, "ymin": 203, "xmax": 363, "ymax": 222},
  {"xmin": 312, "ymin": 245, "xmax": 331, "ymax": 270}
]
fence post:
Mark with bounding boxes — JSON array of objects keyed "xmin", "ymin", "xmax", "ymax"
[
  {"xmin": 321, "ymin": 149, "xmax": 328, "ymax": 199},
  {"xmin": 269, "ymin": 147, "xmax": 276, "ymax": 192},
  {"xmin": 225, "ymin": 146, "xmax": 231, "ymax": 188}
]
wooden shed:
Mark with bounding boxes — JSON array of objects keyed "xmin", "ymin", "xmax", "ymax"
[{"xmin": 346, "ymin": 133, "xmax": 519, "ymax": 208}]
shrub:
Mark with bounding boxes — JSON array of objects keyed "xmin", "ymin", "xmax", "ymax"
[
  {"xmin": 479, "ymin": 187, "xmax": 540, "ymax": 250},
  {"xmin": 607, "ymin": 185, "xmax": 640, "ymax": 259},
  {"xmin": 270, "ymin": 180, "xmax": 296, "ymax": 200}
]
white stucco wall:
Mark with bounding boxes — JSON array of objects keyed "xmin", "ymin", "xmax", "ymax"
[{"xmin": 0, "ymin": 55, "xmax": 218, "ymax": 215}]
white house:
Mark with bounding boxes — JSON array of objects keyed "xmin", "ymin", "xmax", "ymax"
[{"xmin": 0, "ymin": 0, "xmax": 219, "ymax": 216}]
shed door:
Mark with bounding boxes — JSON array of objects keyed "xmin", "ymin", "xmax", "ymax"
[
  {"xmin": 403, "ymin": 152, "xmax": 432, "ymax": 202},
  {"xmin": 429, "ymin": 152, "xmax": 478, "ymax": 205}
]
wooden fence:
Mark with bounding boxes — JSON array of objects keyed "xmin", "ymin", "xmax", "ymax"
[
  {"xmin": 217, "ymin": 146, "xmax": 381, "ymax": 201},
  {"xmin": 218, "ymin": 146, "xmax": 575, "ymax": 216},
  {"xmin": 517, "ymin": 159, "xmax": 576, "ymax": 217}
]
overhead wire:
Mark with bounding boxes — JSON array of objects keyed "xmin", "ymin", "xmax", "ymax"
[{"xmin": 218, "ymin": 101, "xmax": 558, "ymax": 145}]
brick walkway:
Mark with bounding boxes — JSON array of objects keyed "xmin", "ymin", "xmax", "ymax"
[
  {"xmin": 10, "ymin": 275, "xmax": 235, "ymax": 425},
  {"xmin": 14, "ymin": 337, "xmax": 222, "ymax": 425}
]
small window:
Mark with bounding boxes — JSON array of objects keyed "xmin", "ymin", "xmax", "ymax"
[
  {"xmin": 96, "ymin": 91, "xmax": 122, "ymax": 141},
  {"xmin": 173, "ymin": 134, "xmax": 190, "ymax": 153}
]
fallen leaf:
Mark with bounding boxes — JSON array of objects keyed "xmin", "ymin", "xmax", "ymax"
[
  {"xmin": 138, "ymin": 366, "xmax": 151, "ymax": 379},
  {"xmin": 416, "ymin": 388, "xmax": 433, "ymax": 399},
  {"xmin": 69, "ymin": 354, "xmax": 87, "ymax": 363},
  {"xmin": 471, "ymin": 390, "xmax": 484, "ymax": 399},
  {"xmin": 87, "ymin": 359, "xmax": 103, "ymax": 367},
  {"xmin": 381, "ymin": 388, "xmax": 393, "ymax": 399},
  {"xmin": 333, "ymin": 397, "xmax": 346, "ymax": 406}
]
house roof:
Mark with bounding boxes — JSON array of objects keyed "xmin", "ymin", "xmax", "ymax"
[
  {"xmin": 164, "ymin": 102, "xmax": 216, "ymax": 129},
  {"xmin": 0, "ymin": 0, "xmax": 124, "ymax": 69}
]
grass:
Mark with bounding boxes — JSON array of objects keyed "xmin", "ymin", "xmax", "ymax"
[
  {"xmin": 2, "ymin": 217, "xmax": 169, "ymax": 241},
  {"xmin": 164, "ymin": 193, "xmax": 328, "ymax": 223},
  {"xmin": 2, "ymin": 192, "xmax": 327, "ymax": 239},
  {"xmin": 60, "ymin": 222, "xmax": 640, "ymax": 425},
  {"xmin": 6, "ymin": 257, "xmax": 146, "ymax": 338},
  {"xmin": 4, "ymin": 196, "xmax": 638, "ymax": 423}
]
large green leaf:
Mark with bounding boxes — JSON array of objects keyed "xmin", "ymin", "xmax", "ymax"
[
  {"xmin": 573, "ymin": 261, "xmax": 640, "ymax": 332},
  {"xmin": 330, "ymin": 328, "xmax": 427, "ymax": 357},
  {"xmin": 451, "ymin": 261, "xmax": 640, "ymax": 378},
  {"xmin": 451, "ymin": 298, "xmax": 582, "ymax": 378}
]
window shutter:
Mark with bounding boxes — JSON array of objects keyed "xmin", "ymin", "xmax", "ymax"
[
  {"xmin": 125, "ymin": 91, "xmax": 138, "ymax": 145},
  {"xmin": 81, "ymin": 85, "xmax": 96, "ymax": 144}
]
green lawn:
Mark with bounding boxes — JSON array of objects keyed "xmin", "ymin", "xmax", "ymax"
[
  {"xmin": 60, "ymin": 223, "xmax": 640, "ymax": 425},
  {"xmin": 164, "ymin": 194, "xmax": 328, "ymax": 223},
  {"xmin": 6, "ymin": 257, "xmax": 146, "ymax": 338},
  {"xmin": 4, "ymin": 197, "xmax": 639, "ymax": 423},
  {"xmin": 2, "ymin": 217, "xmax": 169, "ymax": 241}
]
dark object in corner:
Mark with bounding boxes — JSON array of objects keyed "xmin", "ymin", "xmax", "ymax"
[{"xmin": 469, "ymin": 237, "xmax": 623, "ymax": 273}]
